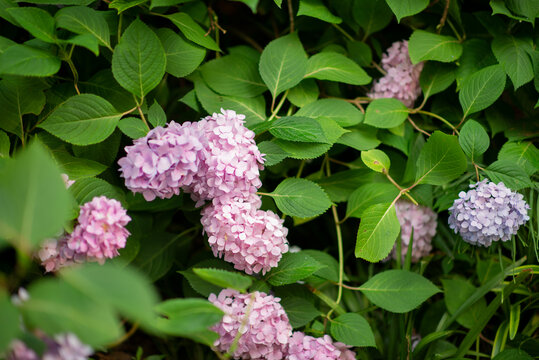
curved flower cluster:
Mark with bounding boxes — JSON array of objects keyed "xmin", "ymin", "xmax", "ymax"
[
  {"xmin": 392, "ymin": 201, "xmax": 437, "ymax": 263},
  {"xmin": 209, "ymin": 289, "xmax": 292, "ymax": 360},
  {"xmin": 201, "ymin": 194, "xmax": 288, "ymax": 275},
  {"xmin": 285, "ymin": 332, "xmax": 356, "ymax": 360},
  {"xmin": 368, "ymin": 40, "xmax": 423, "ymax": 107},
  {"xmin": 118, "ymin": 121, "xmax": 205, "ymax": 201},
  {"xmin": 8, "ymin": 333, "xmax": 92, "ymax": 360},
  {"xmin": 38, "ymin": 196, "xmax": 131, "ymax": 272},
  {"xmin": 448, "ymin": 180, "xmax": 530, "ymax": 247}
]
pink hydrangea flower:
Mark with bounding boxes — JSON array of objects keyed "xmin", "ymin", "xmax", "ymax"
[
  {"xmin": 201, "ymin": 194, "xmax": 289, "ymax": 275},
  {"xmin": 391, "ymin": 201, "xmax": 437, "ymax": 263},
  {"xmin": 368, "ymin": 40, "xmax": 423, "ymax": 107},
  {"xmin": 285, "ymin": 332, "xmax": 356, "ymax": 360},
  {"xmin": 37, "ymin": 236, "xmax": 85, "ymax": 273},
  {"xmin": 67, "ymin": 196, "xmax": 131, "ymax": 260},
  {"xmin": 118, "ymin": 121, "xmax": 205, "ymax": 201},
  {"xmin": 7, "ymin": 333, "xmax": 93, "ymax": 360},
  {"xmin": 209, "ymin": 289, "xmax": 292, "ymax": 360},
  {"xmin": 184, "ymin": 109, "xmax": 265, "ymax": 207},
  {"xmin": 61, "ymin": 174, "xmax": 75, "ymax": 188}
]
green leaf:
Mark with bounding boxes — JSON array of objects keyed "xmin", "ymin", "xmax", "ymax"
[
  {"xmin": 459, "ymin": 65, "xmax": 506, "ymax": 118},
  {"xmin": 69, "ymin": 177, "xmax": 126, "ymax": 207},
  {"xmin": 287, "ymin": 79, "xmax": 319, "ymax": 107},
  {"xmin": 498, "ymin": 142, "xmax": 538, "ymax": 176},
  {"xmin": 0, "ymin": 142, "xmax": 71, "ymax": 251},
  {"xmin": 493, "ymin": 349, "xmax": 533, "ymax": 360},
  {"xmin": 273, "ymin": 139, "xmax": 331, "ymax": 160},
  {"xmin": 359, "ymin": 269, "xmax": 440, "ymax": 312},
  {"xmin": 352, "ymin": 0, "xmax": 392, "ymax": 37},
  {"xmin": 274, "ymin": 0, "xmax": 282, "ymax": 7},
  {"xmin": 111, "ymin": 19, "xmax": 166, "ymax": 98},
  {"xmin": 491, "ymin": 36, "xmax": 534, "ymax": 90},
  {"xmin": 133, "ymin": 231, "xmax": 182, "ymax": 281},
  {"xmin": 52, "ymin": 151, "xmax": 107, "ymax": 180},
  {"xmin": 459, "ymin": 120, "xmax": 489, "ymax": 162},
  {"xmin": 266, "ymin": 252, "xmax": 325, "ymax": 286},
  {"xmin": 109, "ymin": 0, "xmax": 147, "ymax": 13},
  {"xmin": 336, "ymin": 127, "xmax": 380, "ymax": 151},
  {"xmin": 269, "ymin": 178, "xmax": 331, "ymax": 218},
  {"xmin": 180, "ymin": 259, "xmax": 235, "ymax": 297},
  {"xmin": 150, "ymin": 0, "xmax": 193, "ymax": 9},
  {"xmin": 408, "ymin": 30, "xmax": 462, "ymax": 64},
  {"xmin": 484, "ymin": 160, "xmax": 532, "ymax": 191},
  {"xmin": 0, "ymin": 290, "xmax": 20, "ymax": 352},
  {"xmin": 55, "ymin": 6, "xmax": 111, "ymax": 49},
  {"xmin": 279, "ymin": 296, "xmax": 320, "ymax": 328},
  {"xmin": 296, "ymin": 99, "xmax": 363, "ymax": 127},
  {"xmin": 0, "ymin": 130, "xmax": 9, "ymax": 157},
  {"xmin": 346, "ymin": 183, "xmax": 399, "ymax": 219},
  {"xmin": 23, "ymin": 279, "xmax": 121, "ymax": 347},
  {"xmin": 441, "ymin": 278, "xmax": 487, "ymax": 329},
  {"xmin": 148, "ymin": 100, "xmax": 166, "ymax": 128},
  {"xmin": 347, "ymin": 40, "xmax": 373, "ymax": 67},
  {"xmin": 385, "ymin": 0, "xmax": 429, "ymax": 22},
  {"xmin": 0, "ymin": 44, "xmax": 60, "ymax": 76},
  {"xmin": 415, "ymin": 131, "xmax": 467, "ymax": 185},
  {"xmin": 364, "ymin": 98, "xmax": 408, "ymax": 128},
  {"xmin": 301, "ymin": 249, "xmax": 341, "ymax": 282},
  {"xmin": 314, "ymin": 169, "xmax": 371, "ymax": 203},
  {"xmin": 455, "ymin": 39, "xmax": 497, "ymax": 89},
  {"xmin": 72, "ymin": 129, "xmax": 122, "ymax": 166},
  {"xmin": 230, "ymin": 0, "xmax": 259, "ymax": 12},
  {"xmin": 419, "ymin": 62, "xmax": 456, "ymax": 99},
  {"xmin": 201, "ymin": 54, "xmax": 266, "ymax": 97},
  {"xmin": 330, "ymin": 313, "xmax": 376, "ymax": 347},
  {"xmin": 166, "ymin": 12, "xmax": 220, "ymax": 51},
  {"xmin": 157, "ymin": 28, "xmax": 205, "ymax": 78},
  {"xmin": 61, "ymin": 263, "xmax": 159, "ymax": 327},
  {"xmin": 257, "ymin": 141, "xmax": 289, "ymax": 166},
  {"xmin": 361, "ymin": 149, "xmax": 390, "ymax": 173},
  {"xmin": 355, "ymin": 203, "xmax": 400, "ymax": 262},
  {"xmin": 305, "ymin": 52, "xmax": 371, "ymax": 85},
  {"xmin": 81, "ymin": 70, "xmax": 137, "ymax": 113},
  {"xmin": 269, "ymin": 116, "xmax": 327, "ymax": 143},
  {"xmin": 64, "ymin": 33, "xmax": 99, "ymax": 56},
  {"xmin": 192, "ymin": 268, "xmax": 252, "ymax": 293},
  {"xmin": 259, "ymin": 33, "xmax": 308, "ymax": 98},
  {"xmin": 15, "ymin": 0, "xmax": 93, "ymax": 4},
  {"xmin": 118, "ymin": 117, "xmax": 149, "ymax": 139},
  {"xmin": 297, "ymin": 0, "xmax": 342, "ymax": 23},
  {"xmin": 39, "ymin": 94, "xmax": 121, "ymax": 146},
  {"xmin": 7, "ymin": 7, "xmax": 57, "ymax": 43},
  {"xmin": 0, "ymin": 35, "xmax": 16, "ymax": 54}
]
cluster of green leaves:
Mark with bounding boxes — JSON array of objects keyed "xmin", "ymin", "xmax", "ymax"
[{"xmin": 0, "ymin": 0, "xmax": 538, "ymax": 359}]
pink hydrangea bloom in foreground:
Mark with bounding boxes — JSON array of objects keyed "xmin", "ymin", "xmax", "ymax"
[
  {"xmin": 8, "ymin": 332, "xmax": 93, "ymax": 360},
  {"xmin": 38, "ymin": 236, "xmax": 85, "ymax": 272},
  {"xmin": 285, "ymin": 332, "xmax": 356, "ymax": 360},
  {"xmin": 392, "ymin": 201, "xmax": 437, "ymax": 263},
  {"xmin": 118, "ymin": 121, "xmax": 205, "ymax": 201},
  {"xmin": 209, "ymin": 289, "xmax": 292, "ymax": 360},
  {"xmin": 184, "ymin": 109, "xmax": 265, "ymax": 206},
  {"xmin": 368, "ymin": 40, "xmax": 423, "ymax": 107},
  {"xmin": 201, "ymin": 194, "xmax": 288, "ymax": 274}
]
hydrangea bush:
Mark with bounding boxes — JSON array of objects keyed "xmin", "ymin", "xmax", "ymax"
[{"xmin": 0, "ymin": 0, "xmax": 537, "ymax": 359}]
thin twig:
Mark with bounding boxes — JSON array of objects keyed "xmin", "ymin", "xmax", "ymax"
[
  {"xmin": 287, "ymin": 0, "xmax": 295, "ymax": 33},
  {"xmin": 108, "ymin": 322, "xmax": 139, "ymax": 348},
  {"xmin": 372, "ymin": 61, "xmax": 387, "ymax": 76},
  {"xmin": 268, "ymin": 90, "xmax": 289, "ymax": 121},
  {"xmin": 332, "ymin": 24, "xmax": 355, "ymax": 42},
  {"xmin": 413, "ymin": 109, "xmax": 459, "ymax": 135},
  {"xmin": 407, "ymin": 116, "xmax": 431, "ymax": 137},
  {"xmin": 436, "ymin": 0, "xmax": 450, "ymax": 34},
  {"xmin": 134, "ymin": 96, "xmax": 150, "ymax": 130}
]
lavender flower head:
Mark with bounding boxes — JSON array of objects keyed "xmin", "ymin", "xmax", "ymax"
[
  {"xmin": 118, "ymin": 121, "xmax": 205, "ymax": 201},
  {"xmin": 7, "ymin": 333, "xmax": 92, "ymax": 360},
  {"xmin": 67, "ymin": 196, "xmax": 131, "ymax": 260},
  {"xmin": 368, "ymin": 40, "xmax": 423, "ymax": 107},
  {"xmin": 209, "ymin": 289, "xmax": 292, "ymax": 360},
  {"xmin": 285, "ymin": 332, "xmax": 356, "ymax": 360},
  {"xmin": 201, "ymin": 194, "xmax": 289, "ymax": 275},
  {"xmin": 185, "ymin": 109, "xmax": 265, "ymax": 206},
  {"xmin": 392, "ymin": 201, "xmax": 437, "ymax": 263},
  {"xmin": 448, "ymin": 180, "xmax": 530, "ymax": 247}
]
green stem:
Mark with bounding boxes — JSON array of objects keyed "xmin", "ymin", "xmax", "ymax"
[
  {"xmin": 413, "ymin": 109, "xmax": 459, "ymax": 134},
  {"xmin": 268, "ymin": 90, "xmax": 289, "ymax": 121},
  {"xmin": 332, "ymin": 24, "xmax": 355, "ymax": 42}
]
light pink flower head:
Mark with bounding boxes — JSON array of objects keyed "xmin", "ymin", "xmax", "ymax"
[
  {"xmin": 118, "ymin": 121, "xmax": 205, "ymax": 201},
  {"xmin": 209, "ymin": 289, "xmax": 292, "ymax": 360},
  {"xmin": 392, "ymin": 201, "xmax": 437, "ymax": 263},
  {"xmin": 8, "ymin": 332, "xmax": 93, "ymax": 360},
  {"xmin": 37, "ymin": 236, "xmax": 86, "ymax": 273},
  {"xmin": 61, "ymin": 174, "xmax": 75, "ymax": 188},
  {"xmin": 67, "ymin": 196, "xmax": 131, "ymax": 260},
  {"xmin": 201, "ymin": 194, "xmax": 288, "ymax": 275},
  {"xmin": 368, "ymin": 40, "xmax": 423, "ymax": 107},
  {"xmin": 285, "ymin": 332, "xmax": 356, "ymax": 360},
  {"xmin": 184, "ymin": 109, "xmax": 265, "ymax": 207}
]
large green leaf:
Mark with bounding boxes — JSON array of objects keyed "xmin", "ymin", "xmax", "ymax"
[
  {"xmin": 419, "ymin": 62, "xmax": 456, "ymax": 99},
  {"xmin": 346, "ymin": 183, "xmax": 399, "ymax": 219},
  {"xmin": 296, "ymin": 99, "xmax": 364, "ymax": 127},
  {"xmin": 39, "ymin": 94, "xmax": 121, "ymax": 145},
  {"xmin": 157, "ymin": 28, "xmax": 205, "ymax": 78},
  {"xmin": 491, "ymin": 35, "xmax": 534, "ymax": 90},
  {"xmin": 297, "ymin": 0, "xmax": 342, "ymax": 23},
  {"xmin": 359, "ymin": 270, "xmax": 440, "ymax": 312},
  {"xmin": 257, "ymin": 141, "xmax": 289, "ymax": 166},
  {"xmin": 455, "ymin": 39, "xmax": 497, "ymax": 89},
  {"xmin": 111, "ymin": 19, "xmax": 166, "ymax": 98},
  {"xmin": 269, "ymin": 116, "xmax": 327, "ymax": 143},
  {"xmin": 364, "ymin": 98, "xmax": 408, "ymax": 128},
  {"xmin": 109, "ymin": 0, "xmax": 148, "ymax": 13},
  {"xmin": 386, "ymin": 0, "xmax": 429, "ymax": 22},
  {"xmin": 166, "ymin": 12, "xmax": 220, "ymax": 51},
  {"xmin": 279, "ymin": 296, "xmax": 320, "ymax": 328},
  {"xmin": 314, "ymin": 169, "xmax": 371, "ymax": 203},
  {"xmin": 336, "ymin": 127, "xmax": 380, "ymax": 151},
  {"xmin": 0, "ymin": 142, "xmax": 71, "ymax": 251},
  {"xmin": 415, "ymin": 131, "xmax": 467, "ymax": 185},
  {"xmin": 269, "ymin": 178, "xmax": 331, "ymax": 218},
  {"xmin": 352, "ymin": 0, "xmax": 392, "ymax": 37},
  {"xmin": 442, "ymin": 278, "xmax": 487, "ymax": 329},
  {"xmin": 0, "ymin": 44, "xmax": 60, "ymax": 77},
  {"xmin": 408, "ymin": 30, "xmax": 462, "ymax": 64},
  {"xmin": 459, "ymin": 119, "xmax": 490, "ymax": 162},
  {"xmin": 287, "ymin": 79, "xmax": 319, "ymax": 107},
  {"xmin": 7, "ymin": 7, "xmax": 57, "ymax": 43},
  {"xmin": 484, "ymin": 160, "xmax": 532, "ymax": 191},
  {"xmin": 52, "ymin": 151, "xmax": 107, "ymax": 180},
  {"xmin": 498, "ymin": 141, "xmax": 538, "ymax": 176},
  {"xmin": 330, "ymin": 313, "xmax": 376, "ymax": 347},
  {"xmin": 55, "ymin": 6, "xmax": 111, "ymax": 49},
  {"xmin": 355, "ymin": 202, "xmax": 400, "ymax": 262},
  {"xmin": 192, "ymin": 268, "xmax": 253, "ymax": 293},
  {"xmin": 0, "ymin": 290, "xmax": 20, "ymax": 352},
  {"xmin": 459, "ymin": 65, "xmax": 506, "ymax": 118},
  {"xmin": 265, "ymin": 252, "xmax": 325, "ymax": 286},
  {"xmin": 305, "ymin": 52, "xmax": 371, "ymax": 85},
  {"xmin": 69, "ymin": 177, "xmax": 126, "ymax": 207},
  {"xmin": 259, "ymin": 33, "xmax": 308, "ymax": 98}
]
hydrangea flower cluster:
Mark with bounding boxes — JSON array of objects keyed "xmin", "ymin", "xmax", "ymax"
[
  {"xmin": 38, "ymin": 196, "xmax": 131, "ymax": 272},
  {"xmin": 285, "ymin": 332, "xmax": 356, "ymax": 360},
  {"xmin": 201, "ymin": 194, "xmax": 288, "ymax": 275},
  {"xmin": 209, "ymin": 289, "xmax": 292, "ymax": 360},
  {"xmin": 368, "ymin": 40, "xmax": 423, "ymax": 107},
  {"xmin": 392, "ymin": 201, "xmax": 437, "ymax": 263},
  {"xmin": 7, "ymin": 333, "xmax": 93, "ymax": 360},
  {"xmin": 448, "ymin": 180, "xmax": 530, "ymax": 247}
]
